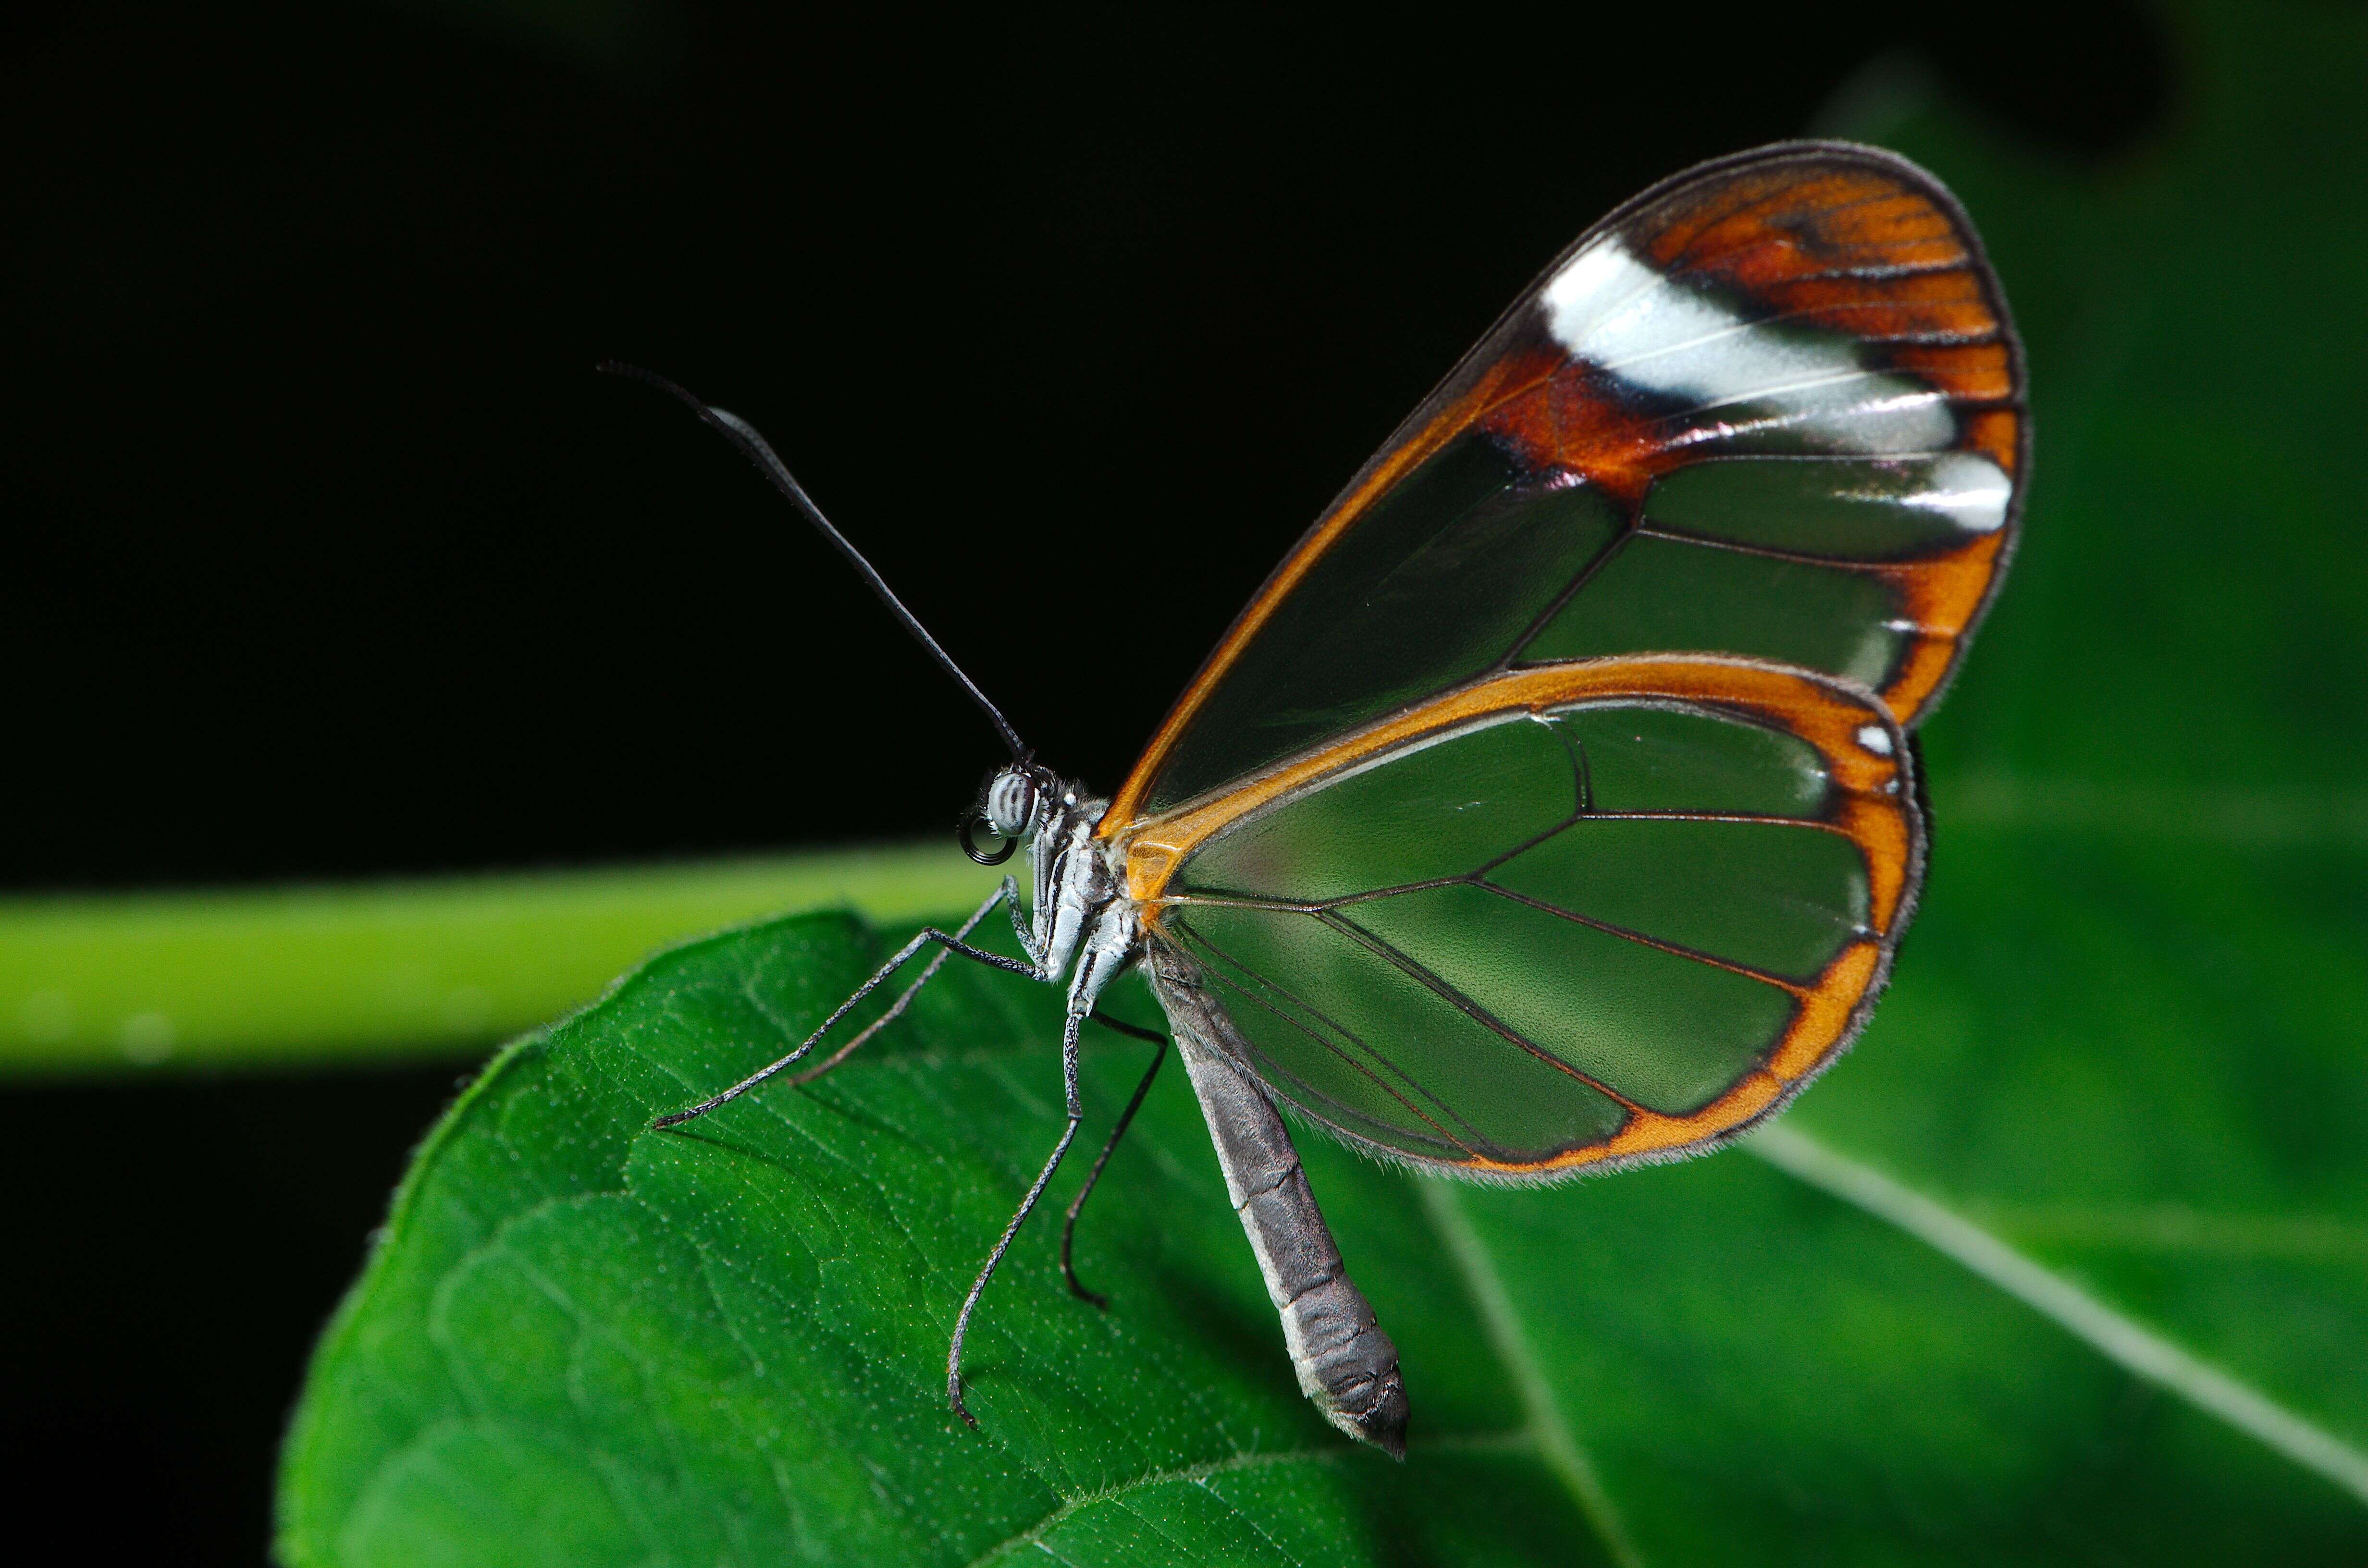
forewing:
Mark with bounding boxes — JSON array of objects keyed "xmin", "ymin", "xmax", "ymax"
[
  {"xmin": 1128, "ymin": 657, "xmax": 1920, "ymax": 1176},
  {"xmin": 1109, "ymin": 142, "xmax": 2023, "ymax": 825}
]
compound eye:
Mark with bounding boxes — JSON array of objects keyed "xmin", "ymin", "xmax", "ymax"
[{"xmin": 985, "ymin": 771, "xmax": 1037, "ymax": 837}]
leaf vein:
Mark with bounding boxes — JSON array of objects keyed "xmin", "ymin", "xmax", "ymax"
[
  {"xmin": 959, "ymin": 1447, "xmax": 1342, "ymax": 1568},
  {"xmin": 1750, "ymin": 1125, "xmax": 2368, "ymax": 1510},
  {"xmin": 1417, "ymin": 1183, "xmax": 1647, "ymax": 1568}
]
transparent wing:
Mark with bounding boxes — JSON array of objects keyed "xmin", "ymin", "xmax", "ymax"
[
  {"xmin": 1128, "ymin": 657, "xmax": 1920, "ymax": 1176},
  {"xmin": 1109, "ymin": 142, "xmax": 2023, "ymax": 826}
]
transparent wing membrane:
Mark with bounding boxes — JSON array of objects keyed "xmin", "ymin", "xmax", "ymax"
[
  {"xmin": 1111, "ymin": 143, "xmax": 2022, "ymax": 825},
  {"xmin": 1110, "ymin": 144, "xmax": 2005, "ymax": 1176},
  {"xmin": 1138, "ymin": 660, "xmax": 1920, "ymax": 1175},
  {"xmin": 1137, "ymin": 437, "xmax": 1622, "ymax": 812}
]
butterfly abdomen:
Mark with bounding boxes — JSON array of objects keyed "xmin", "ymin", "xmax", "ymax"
[{"xmin": 1151, "ymin": 943, "xmax": 1410, "ymax": 1458}]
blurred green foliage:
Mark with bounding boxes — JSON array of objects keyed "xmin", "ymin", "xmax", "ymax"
[{"xmin": 271, "ymin": 2, "xmax": 2368, "ymax": 1559}]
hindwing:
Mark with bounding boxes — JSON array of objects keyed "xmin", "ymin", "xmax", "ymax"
[{"xmin": 1122, "ymin": 657, "xmax": 1920, "ymax": 1176}]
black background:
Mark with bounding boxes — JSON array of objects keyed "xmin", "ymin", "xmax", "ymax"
[{"xmin": 2, "ymin": 3, "xmax": 2164, "ymax": 1561}]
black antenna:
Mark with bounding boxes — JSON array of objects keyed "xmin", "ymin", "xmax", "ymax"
[{"xmin": 601, "ymin": 361, "xmax": 1028, "ymax": 761}]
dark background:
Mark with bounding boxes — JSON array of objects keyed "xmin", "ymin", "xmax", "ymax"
[{"xmin": 2, "ymin": 3, "xmax": 2165, "ymax": 1561}]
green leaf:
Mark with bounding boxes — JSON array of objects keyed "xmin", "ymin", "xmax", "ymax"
[{"xmin": 281, "ymin": 7, "xmax": 2368, "ymax": 1560}]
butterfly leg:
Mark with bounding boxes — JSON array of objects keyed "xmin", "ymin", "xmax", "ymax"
[
  {"xmin": 945, "ymin": 925, "xmax": 1146, "ymax": 1426},
  {"xmin": 652, "ymin": 882, "xmax": 1026, "ymax": 1130},
  {"xmin": 1001, "ymin": 871, "xmax": 1046, "ymax": 970},
  {"xmin": 946, "ymin": 985, "xmax": 1093, "ymax": 1429},
  {"xmin": 1059, "ymin": 1014, "xmax": 1169, "ymax": 1309},
  {"xmin": 787, "ymin": 879, "xmax": 1021, "ymax": 1088}
]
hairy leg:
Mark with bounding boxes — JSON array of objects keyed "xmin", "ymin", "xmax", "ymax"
[
  {"xmin": 652, "ymin": 884, "xmax": 1025, "ymax": 1130},
  {"xmin": 947, "ymin": 994, "xmax": 1090, "ymax": 1428},
  {"xmin": 787, "ymin": 880, "xmax": 1021, "ymax": 1088},
  {"xmin": 1061, "ymin": 1014, "xmax": 1169, "ymax": 1308}
]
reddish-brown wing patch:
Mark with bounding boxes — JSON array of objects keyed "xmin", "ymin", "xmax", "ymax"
[{"xmin": 1106, "ymin": 144, "xmax": 2023, "ymax": 833}]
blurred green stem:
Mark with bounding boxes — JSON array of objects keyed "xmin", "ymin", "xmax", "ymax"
[
  {"xmin": 0, "ymin": 844, "xmax": 999, "ymax": 1076},
  {"xmin": 15, "ymin": 770, "xmax": 2361, "ymax": 1081}
]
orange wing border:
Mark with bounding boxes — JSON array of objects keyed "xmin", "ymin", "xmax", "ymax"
[
  {"xmin": 1121, "ymin": 654, "xmax": 1926, "ymax": 1180},
  {"xmin": 1104, "ymin": 141, "xmax": 2024, "ymax": 833}
]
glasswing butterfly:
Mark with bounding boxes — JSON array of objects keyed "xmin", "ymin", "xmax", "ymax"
[{"xmin": 621, "ymin": 140, "xmax": 2024, "ymax": 1458}]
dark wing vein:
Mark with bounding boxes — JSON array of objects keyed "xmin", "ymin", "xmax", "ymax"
[
  {"xmin": 1183, "ymin": 924, "xmax": 1486, "ymax": 1156},
  {"xmin": 1316, "ymin": 910, "xmax": 1645, "ymax": 1114}
]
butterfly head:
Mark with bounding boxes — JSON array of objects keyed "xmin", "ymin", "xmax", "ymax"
[
  {"xmin": 985, "ymin": 767, "xmax": 1043, "ymax": 838},
  {"xmin": 961, "ymin": 762, "xmax": 1056, "ymax": 866}
]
